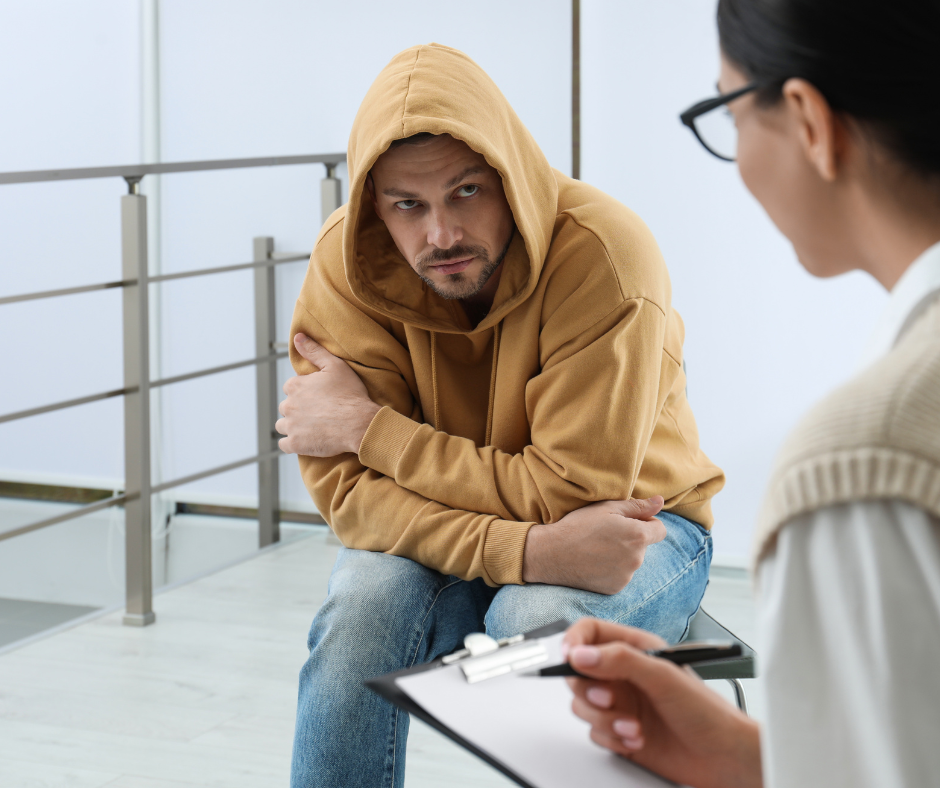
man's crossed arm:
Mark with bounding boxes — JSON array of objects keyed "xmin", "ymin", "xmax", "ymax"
[{"xmin": 276, "ymin": 332, "xmax": 666, "ymax": 595}]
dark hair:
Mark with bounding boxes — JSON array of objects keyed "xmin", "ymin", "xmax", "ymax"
[
  {"xmin": 717, "ymin": 0, "xmax": 940, "ymax": 176},
  {"xmin": 389, "ymin": 132, "xmax": 438, "ymax": 149}
]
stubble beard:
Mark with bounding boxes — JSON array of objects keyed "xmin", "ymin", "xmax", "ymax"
[{"xmin": 414, "ymin": 232, "xmax": 513, "ymax": 301}]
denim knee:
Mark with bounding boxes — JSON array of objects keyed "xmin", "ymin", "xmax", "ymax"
[
  {"xmin": 623, "ymin": 511, "xmax": 711, "ymax": 641},
  {"xmin": 307, "ymin": 548, "xmax": 453, "ymax": 674},
  {"xmin": 484, "ymin": 512, "xmax": 711, "ymax": 643},
  {"xmin": 483, "ymin": 583, "xmax": 593, "ymax": 640}
]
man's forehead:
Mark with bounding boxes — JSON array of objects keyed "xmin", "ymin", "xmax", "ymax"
[{"xmin": 372, "ymin": 135, "xmax": 494, "ymax": 190}]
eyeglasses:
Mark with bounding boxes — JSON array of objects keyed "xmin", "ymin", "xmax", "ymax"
[{"xmin": 679, "ymin": 83, "xmax": 761, "ymax": 162}]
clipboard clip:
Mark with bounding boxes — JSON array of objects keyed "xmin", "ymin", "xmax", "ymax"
[{"xmin": 442, "ymin": 632, "xmax": 549, "ymax": 684}]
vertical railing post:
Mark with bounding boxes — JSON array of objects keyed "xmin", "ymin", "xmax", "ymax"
[
  {"xmin": 322, "ymin": 164, "xmax": 342, "ymax": 225},
  {"xmin": 254, "ymin": 236, "xmax": 280, "ymax": 547},
  {"xmin": 571, "ymin": 0, "xmax": 581, "ymax": 180},
  {"xmin": 122, "ymin": 177, "xmax": 155, "ymax": 626}
]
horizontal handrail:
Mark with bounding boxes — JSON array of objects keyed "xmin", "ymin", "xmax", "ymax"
[
  {"xmin": 151, "ymin": 352, "xmax": 288, "ymax": 389},
  {"xmin": 0, "ymin": 253, "xmax": 310, "ymax": 307},
  {"xmin": 0, "ymin": 493, "xmax": 128, "ymax": 543},
  {"xmin": 0, "ymin": 153, "xmax": 346, "ymax": 186},
  {"xmin": 0, "ymin": 448, "xmax": 283, "ymax": 542},
  {"xmin": 0, "ymin": 352, "xmax": 288, "ymax": 425},
  {"xmin": 151, "ymin": 450, "xmax": 281, "ymax": 495},
  {"xmin": 0, "ymin": 149, "xmax": 341, "ymax": 619},
  {"xmin": 0, "ymin": 279, "xmax": 134, "ymax": 308},
  {"xmin": 0, "ymin": 387, "xmax": 135, "ymax": 425},
  {"xmin": 149, "ymin": 253, "xmax": 309, "ymax": 284}
]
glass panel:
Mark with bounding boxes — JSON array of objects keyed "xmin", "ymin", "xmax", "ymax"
[{"xmin": 0, "ymin": 488, "xmax": 317, "ymax": 650}]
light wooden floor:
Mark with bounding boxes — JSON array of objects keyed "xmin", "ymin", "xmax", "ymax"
[{"xmin": 0, "ymin": 528, "xmax": 758, "ymax": 788}]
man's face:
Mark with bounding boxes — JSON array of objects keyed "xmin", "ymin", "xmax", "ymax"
[{"xmin": 369, "ymin": 134, "xmax": 515, "ymax": 301}]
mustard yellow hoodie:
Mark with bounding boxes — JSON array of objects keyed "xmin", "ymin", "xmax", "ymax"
[{"xmin": 290, "ymin": 44, "xmax": 724, "ymax": 586}]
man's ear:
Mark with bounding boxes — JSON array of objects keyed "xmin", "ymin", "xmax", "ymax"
[
  {"xmin": 782, "ymin": 78, "xmax": 845, "ymax": 182},
  {"xmin": 365, "ymin": 172, "xmax": 377, "ymax": 208}
]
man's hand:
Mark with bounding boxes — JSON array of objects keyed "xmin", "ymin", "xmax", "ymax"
[
  {"xmin": 276, "ymin": 334, "xmax": 382, "ymax": 457},
  {"xmin": 521, "ymin": 497, "xmax": 667, "ymax": 594},
  {"xmin": 563, "ymin": 619, "xmax": 762, "ymax": 788}
]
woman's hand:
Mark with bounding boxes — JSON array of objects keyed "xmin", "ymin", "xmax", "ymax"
[{"xmin": 564, "ymin": 618, "xmax": 763, "ymax": 788}]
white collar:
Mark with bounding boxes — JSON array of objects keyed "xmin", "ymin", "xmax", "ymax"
[{"xmin": 860, "ymin": 240, "xmax": 940, "ymax": 366}]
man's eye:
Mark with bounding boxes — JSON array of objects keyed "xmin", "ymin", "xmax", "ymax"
[
  {"xmin": 396, "ymin": 200, "xmax": 419, "ymax": 211},
  {"xmin": 456, "ymin": 185, "xmax": 479, "ymax": 198}
]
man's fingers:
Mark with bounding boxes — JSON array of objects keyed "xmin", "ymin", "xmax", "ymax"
[
  {"xmin": 611, "ymin": 496, "xmax": 664, "ymax": 521},
  {"xmin": 293, "ymin": 333, "xmax": 336, "ymax": 369},
  {"xmin": 647, "ymin": 517, "xmax": 668, "ymax": 545}
]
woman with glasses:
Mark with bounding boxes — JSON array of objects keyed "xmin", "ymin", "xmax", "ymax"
[{"xmin": 563, "ymin": 0, "xmax": 940, "ymax": 786}]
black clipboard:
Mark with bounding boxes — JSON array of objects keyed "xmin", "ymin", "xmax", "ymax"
[{"xmin": 364, "ymin": 620, "xmax": 570, "ymax": 788}]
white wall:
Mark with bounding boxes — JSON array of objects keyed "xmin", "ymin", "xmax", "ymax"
[
  {"xmin": 0, "ymin": 1, "xmax": 140, "ymax": 490},
  {"xmin": 580, "ymin": 0, "xmax": 885, "ymax": 559},
  {"xmin": 0, "ymin": 1, "xmax": 887, "ymax": 560}
]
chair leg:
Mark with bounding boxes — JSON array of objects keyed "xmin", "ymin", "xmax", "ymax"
[{"xmin": 726, "ymin": 678, "xmax": 748, "ymax": 714}]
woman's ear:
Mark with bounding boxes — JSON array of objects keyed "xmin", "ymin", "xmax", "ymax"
[{"xmin": 782, "ymin": 78, "xmax": 845, "ymax": 182}]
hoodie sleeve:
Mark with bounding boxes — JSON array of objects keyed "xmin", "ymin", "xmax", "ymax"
[
  {"xmin": 357, "ymin": 294, "xmax": 679, "ymax": 527},
  {"xmin": 300, "ymin": 293, "xmax": 674, "ymax": 583},
  {"xmin": 298, "ymin": 453, "xmax": 533, "ymax": 587}
]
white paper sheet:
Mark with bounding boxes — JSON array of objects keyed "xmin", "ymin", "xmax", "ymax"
[{"xmin": 397, "ymin": 632, "xmax": 680, "ymax": 788}]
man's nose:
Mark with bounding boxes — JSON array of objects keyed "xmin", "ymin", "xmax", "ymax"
[{"xmin": 426, "ymin": 209, "xmax": 463, "ymax": 250}]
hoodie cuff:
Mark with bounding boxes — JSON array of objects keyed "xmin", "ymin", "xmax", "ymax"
[
  {"xmin": 358, "ymin": 406, "xmax": 421, "ymax": 478},
  {"xmin": 483, "ymin": 519, "xmax": 536, "ymax": 586}
]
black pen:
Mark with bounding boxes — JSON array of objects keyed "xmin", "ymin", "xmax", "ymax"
[{"xmin": 522, "ymin": 640, "xmax": 743, "ymax": 678}]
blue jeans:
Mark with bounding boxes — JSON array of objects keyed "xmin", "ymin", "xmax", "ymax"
[{"xmin": 290, "ymin": 511, "xmax": 711, "ymax": 787}]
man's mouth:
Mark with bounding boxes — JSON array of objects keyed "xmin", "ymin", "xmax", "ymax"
[{"xmin": 429, "ymin": 257, "xmax": 474, "ymax": 275}]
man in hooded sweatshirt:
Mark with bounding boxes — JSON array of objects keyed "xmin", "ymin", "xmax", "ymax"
[{"xmin": 276, "ymin": 44, "xmax": 725, "ymax": 787}]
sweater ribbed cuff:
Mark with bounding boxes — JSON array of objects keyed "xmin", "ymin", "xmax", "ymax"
[
  {"xmin": 483, "ymin": 519, "xmax": 536, "ymax": 586},
  {"xmin": 753, "ymin": 448, "xmax": 940, "ymax": 572},
  {"xmin": 358, "ymin": 406, "xmax": 421, "ymax": 478}
]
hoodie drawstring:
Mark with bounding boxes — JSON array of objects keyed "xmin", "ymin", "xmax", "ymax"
[
  {"xmin": 484, "ymin": 323, "xmax": 500, "ymax": 446},
  {"xmin": 430, "ymin": 331, "xmax": 441, "ymax": 430}
]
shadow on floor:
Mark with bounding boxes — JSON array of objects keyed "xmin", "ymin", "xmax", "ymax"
[{"xmin": 0, "ymin": 597, "xmax": 98, "ymax": 649}]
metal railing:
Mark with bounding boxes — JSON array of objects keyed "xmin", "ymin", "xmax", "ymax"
[{"xmin": 0, "ymin": 152, "xmax": 346, "ymax": 626}]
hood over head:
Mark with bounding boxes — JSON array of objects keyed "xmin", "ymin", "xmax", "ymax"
[{"xmin": 344, "ymin": 43, "xmax": 559, "ymax": 333}]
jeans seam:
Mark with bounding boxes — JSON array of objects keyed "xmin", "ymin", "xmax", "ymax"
[
  {"xmin": 407, "ymin": 578, "xmax": 465, "ymax": 668},
  {"xmin": 612, "ymin": 536, "xmax": 712, "ymax": 625},
  {"xmin": 386, "ymin": 577, "xmax": 465, "ymax": 788},
  {"xmin": 389, "ymin": 705, "xmax": 400, "ymax": 788}
]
